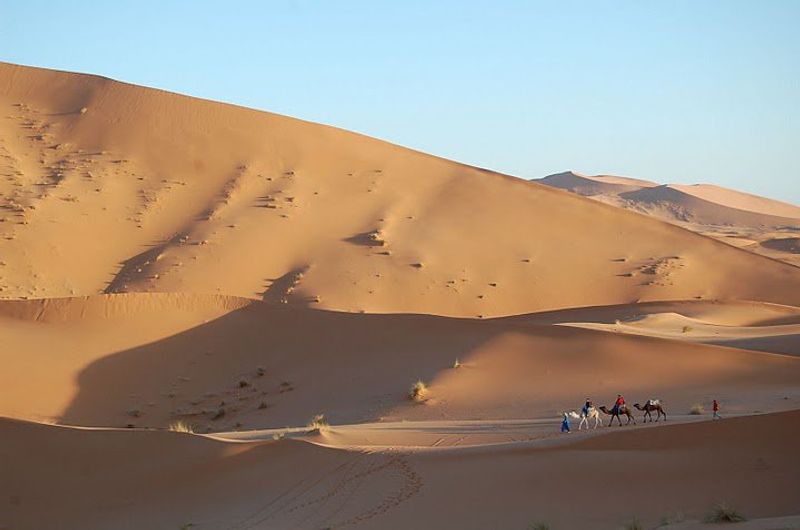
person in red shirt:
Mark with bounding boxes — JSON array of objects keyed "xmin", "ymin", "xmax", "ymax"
[
  {"xmin": 613, "ymin": 394, "xmax": 625, "ymax": 414},
  {"xmin": 712, "ymin": 399, "xmax": 721, "ymax": 420}
]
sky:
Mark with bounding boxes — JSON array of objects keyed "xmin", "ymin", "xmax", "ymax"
[{"xmin": 1, "ymin": 1, "xmax": 798, "ymax": 203}]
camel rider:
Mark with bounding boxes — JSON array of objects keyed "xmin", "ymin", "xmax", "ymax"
[
  {"xmin": 582, "ymin": 399, "xmax": 593, "ymax": 415},
  {"xmin": 613, "ymin": 394, "xmax": 625, "ymax": 414}
]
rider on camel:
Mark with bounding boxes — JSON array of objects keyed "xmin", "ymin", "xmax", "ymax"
[{"xmin": 613, "ymin": 394, "xmax": 625, "ymax": 414}]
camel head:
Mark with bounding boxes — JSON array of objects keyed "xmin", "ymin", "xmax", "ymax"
[
  {"xmin": 598, "ymin": 405, "xmax": 611, "ymax": 414},
  {"xmin": 568, "ymin": 411, "xmax": 580, "ymax": 420},
  {"xmin": 633, "ymin": 403, "xmax": 642, "ymax": 410}
]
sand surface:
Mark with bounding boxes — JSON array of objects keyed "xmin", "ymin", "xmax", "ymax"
[
  {"xmin": 1, "ymin": 62, "xmax": 799, "ymax": 529},
  {"xmin": 535, "ymin": 172, "xmax": 800, "ymax": 267},
  {"xmin": 3, "ymin": 411, "xmax": 798, "ymax": 530}
]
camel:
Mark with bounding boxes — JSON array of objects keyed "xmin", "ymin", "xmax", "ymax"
[
  {"xmin": 598, "ymin": 405, "xmax": 636, "ymax": 426},
  {"xmin": 633, "ymin": 400, "xmax": 667, "ymax": 422},
  {"xmin": 569, "ymin": 406, "xmax": 601, "ymax": 430}
]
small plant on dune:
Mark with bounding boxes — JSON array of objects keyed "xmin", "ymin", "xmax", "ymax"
[
  {"xmin": 528, "ymin": 522, "xmax": 551, "ymax": 530},
  {"xmin": 306, "ymin": 413, "xmax": 329, "ymax": 433},
  {"xmin": 682, "ymin": 325, "xmax": 693, "ymax": 333},
  {"xmin": 453, "ymin": 358, "xmax": 462, "ymax": 369},
  {"xmin": 689, "ymin": 403, "xmax": 705, "ymax": 415},
  {"xmin": 168, "ymin": 420, "xmax": 194, "ymax": 433},
  {"xmin": 409, "ymin": 380, "xmax": 428, "ymax": 403},
  {"xmin": 704, "ymin": 502, "xmax": 746, "ymax": 523},
  {"xmin": 623, "ymin": 517, "xmax": 644, "ymax": 530}
]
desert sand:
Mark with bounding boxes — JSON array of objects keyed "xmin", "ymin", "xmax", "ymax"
[
  {"xmin": 535, "ymin": 171, "xmax": 800, "ymax": 267},
  {"xmin": 1, "ymin": 62, "xmax": 799, "ymax": 530}
]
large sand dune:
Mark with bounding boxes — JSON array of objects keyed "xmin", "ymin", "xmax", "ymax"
[
  {"xmin": 3, "ymin": 62, "xmax": 800, "ymax": 315},
  {"xmin": 2, "ymin": 62, "xmax": 799, "ymax": 529}
]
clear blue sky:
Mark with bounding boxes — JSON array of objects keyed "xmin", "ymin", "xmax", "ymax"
[{"xmin": 2, "ymin": 1, "xmax": 798, "ymax": 203}]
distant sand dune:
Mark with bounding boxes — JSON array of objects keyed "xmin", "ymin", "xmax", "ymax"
[{"xmin": 535, "ymin": 172, "xmax": 800, "ymax": 267}]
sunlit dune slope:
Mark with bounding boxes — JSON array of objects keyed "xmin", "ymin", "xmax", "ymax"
[{"xmin": 2, "ymin": 62, "xmax": 800, "ymax": 315}]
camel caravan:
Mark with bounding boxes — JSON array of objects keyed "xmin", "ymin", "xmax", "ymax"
[{"xmin": 564, "ymin": 394, "xmax": 667, "ymax": 432}]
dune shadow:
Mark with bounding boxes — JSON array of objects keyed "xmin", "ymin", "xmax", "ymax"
[{"xmin": 58, "ymin": 302, "xmax": 498, "ymax": 430}]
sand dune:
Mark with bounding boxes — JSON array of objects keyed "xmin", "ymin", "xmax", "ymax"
[
  {"xmin": 508, "ymin": 299, "xmax": 800, "ymax": 355},
  {"xmin": 2, "ymin": 62, "xmax": 800, "ymax": 529},
  {"xmin": 619, "ymin": 185, "xmax": 800, "ymax": 227},
  {"xmin": 2, "ymin": 411, "xmax": 798, "ymax": 530},
  {"xmin": 2, "ymin": 294, "xmax": 799, "ymax": 431},
  {"xmin": 535, "ymin": 170, "xmax": 658, "ymax": 195},
  {"xmin": 535, "ymin": 172, "xmax": 800, "ymax": 267},
  {"xmin": 3, "ymin": 62, "xmax": 800, "ymax": 315},
  {"xmin": 669, "ymin": 183, "xmax": 800, "ymax": 219}
]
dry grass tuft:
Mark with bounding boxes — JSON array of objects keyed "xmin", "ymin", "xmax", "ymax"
[
  {"xmin": 168, "ymin": 420, "xmax": 194, "ymax": 433},
  {"xmin": 453, "ymin": 358, "xmax": 462, "ymax": 369},
  {"xmin": 409, "ymin": 380, "xmax": 428, "ymax": 402},
  {"xmin": 689, "ymin": 403, "xmax": 705, "ymax": 415},
  {"xmin": 704, "ymin": 502, "xmax": 746, "ymax": 523},
  {"xmin": 306, "ymin": 413, "xmax": 329, "ymax": 433}
]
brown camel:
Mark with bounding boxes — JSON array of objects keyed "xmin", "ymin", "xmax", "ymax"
[
  {"xmin": 598, "ymin": 405, "xmax": 636, "ymax": 426},
  {"xmin": 633, "ymin": 400, "xmax": 667, "ymax": 422}
]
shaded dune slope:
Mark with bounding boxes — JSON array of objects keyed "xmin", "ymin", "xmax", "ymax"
[{"xmin": 2, "ymin": 294, "xmax": 799, "ymax": 430}]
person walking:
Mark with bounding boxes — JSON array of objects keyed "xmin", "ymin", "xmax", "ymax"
[
  {"xmin": 712, "ymin": 399, "xmax": 721, "ymax": 420},
  {"xmin": 561, "ymin": 412, "xmax": 571, "ymax": 433}
]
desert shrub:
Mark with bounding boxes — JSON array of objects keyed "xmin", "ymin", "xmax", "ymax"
[
  {"xmin": 682, "ymin": 325, "xmax": 692, "ymax": 333},
  {"xmin": 453, "ymin": 358, "xmax": 462, "ymax": 369},
  {"xmin": 528, "ymin": 523, "xmax": 550, "ymax": 530},
  {"xmin": 409, "ymin": 380, "xmax": 428, "ymax": 402},
  {"xmin": 168, "ymin": 420, "xmax": 194, "ymax": 433},
  {"xmin": 704, "ymin": 502, "xmax": 746, "ymax": 523},
  {"xmin": 689, "ymin": 403, "xmax": 705, "ymax": 415},
  {"xmin": 306, "ymin": 413, "xmax": 329, "ymax": 432}
]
